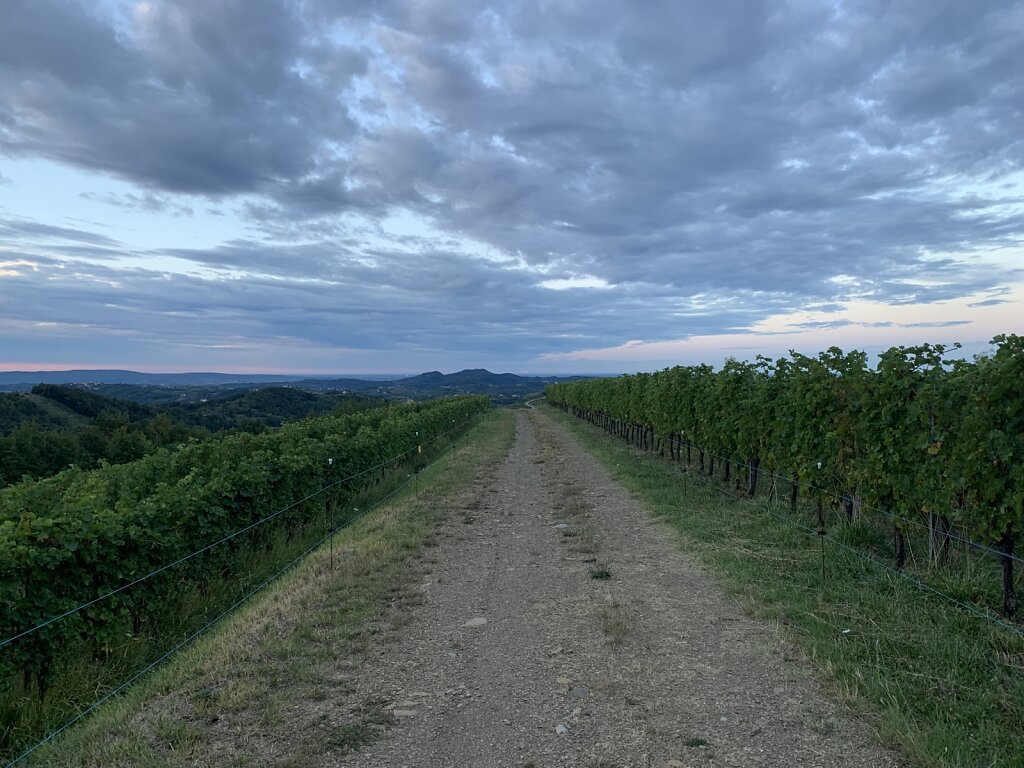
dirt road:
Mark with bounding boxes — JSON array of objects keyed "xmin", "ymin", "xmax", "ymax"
[{"xmin": 337, "ymin": 411, "xmax": 901, "ymax": 767}]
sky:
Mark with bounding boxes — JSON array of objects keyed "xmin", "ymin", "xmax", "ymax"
[{"xmin": 0, "ymin": 0, "xmax": 1022, "ymax": 375}]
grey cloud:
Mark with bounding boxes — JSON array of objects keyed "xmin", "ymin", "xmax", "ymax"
[
  {"xmin": 791, "ymin": 320, "xmax": 855, "ymax": 331},
  {"xmin": 0, "ymin": 0, "xmax": 361, "ymax": 195},
  {"xmin": 614, "ymin": 0, "xmax": 769, "ymax": 86},
  {"xmin": 343, "ymin": 3, "xmax": 1020, "ymax": 305},
  {"xmin": 80, "ymin": 192, "xmax": 195, "ymax": 217},
  {"xmin": 0, "ymin": 240, "xmax": 783, "ymax": 363},
  {"xmin": 1, "ymin": 0, "xmax": 1022, "ymax": 364},
  {"xmin": 0, "ymin": 1, "xmax": 133, "ymax": 91},
  {"xmin": 901, "ymin": 320, "xmax": 974, "ymax": 329},
  {"xmin": 967, "ymin": 298, "xmax": 1011, "ymax": 308},
  {"xmin": 0, "ymin": 216, "xmax": 121, "ymax": 248}
]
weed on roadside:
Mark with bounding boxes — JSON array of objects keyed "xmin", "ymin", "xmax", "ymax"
[
  {"xmin": 571, "ymin": 526, "xmax": 601, "ymax": 554},
  {"xmin": 599, "ymin": 595, "xmax": 628, "ymax": 649}
]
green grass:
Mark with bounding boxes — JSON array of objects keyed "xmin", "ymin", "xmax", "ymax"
[
  {"xmin": 2, "ymin": 446, "xmax": 459, "ymax": 759},
  {"xmin": 547, "ymin": 406, "xmax": 1024, "ymax": 768},
  {"xmin": 19, "ymin": 409, "xmax": 515, "ymax": 767}
]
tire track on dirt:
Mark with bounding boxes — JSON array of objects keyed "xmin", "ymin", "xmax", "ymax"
[{"xmin": 337, "ymin": 410, "xmax": 903, "ymax": 767}]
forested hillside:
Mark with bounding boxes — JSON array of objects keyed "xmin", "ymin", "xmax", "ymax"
[
  {"xmin": 0, "ymin": 386, "xmax": 380, "ymax": 487},
  {"xmin": 168, "ymin": 386, "xmax": 376, "ymax": 430},
  {"xmin": 1, "ymin": 369, "xmax": 586, "ymax": 405}
]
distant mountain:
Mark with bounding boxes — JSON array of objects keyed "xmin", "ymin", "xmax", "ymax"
[
  {"xmin": 368, "ymin": 369, "xmax": 589, "ymax": 404},
  {"xmin": 393, "ymin": 368, "xmax": 580, "ymax": 391},
  {"xmin": 0, "ymin": 368, "xmax": 588, "ymax": 403}
]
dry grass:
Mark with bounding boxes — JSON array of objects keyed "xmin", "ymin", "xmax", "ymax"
[
  {"xmin": 34, "ymin": 410, "xmax": 516, "ymax": 768},
  {"xmin": 599, "ymin": 595, "xmax": 629, "ymax": 650},
  {"xmin": 558, "ymin": 495, "xmax": 590, "ymax": 519},
  {"xmin": 570, "ymin": 524, "xmax": 601, "ymax": 554}
]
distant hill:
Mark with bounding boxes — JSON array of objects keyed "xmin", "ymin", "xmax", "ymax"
[
  {"xmin": 30, "ymin": 384, "xmax": 157, "ymax": 421},
  {"xmin": 294, "ymin": 369, "xmax": 588, "ymax": 404},
  {"xmin": 0, "ymin": 384, "xmax": 159, "ymax": 435},
  {"xmin": 0, "ymin": 392, "xmax": 91, "ymax": 434},
  {"xmin": 169, "ymin": 387, "xmax": 367, "ymax": 430},
  {"xmin": 401, "ymin": 369, "xmax": 528, "ymax": 387},
  {"xmin": 0, "ymin": 371, "xmax": 583, "ymax": 485},
  {"xmin": 0, "ymin": 384, "xmax": 382, "ymax": 486},
  {"xmin": 381, "ymin": 369, "xmax": 584, "ymax": 401},
  {"xmin": 0, "ymin": 369, "xmax": 588, "ymax": 404}
]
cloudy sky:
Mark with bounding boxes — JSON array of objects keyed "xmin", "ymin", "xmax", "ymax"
[{"xmin": 1, "ymin": 0, "xmax": 1022, "ymax": 374}]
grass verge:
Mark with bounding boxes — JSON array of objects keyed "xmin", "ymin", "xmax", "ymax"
[
  {"xmin": 26, "ymin": 409, "xmax": 515, "ymax": 767},
  {"xmin": 546, "ymin": 405, "xmax": 1024, "ymax": 768}
]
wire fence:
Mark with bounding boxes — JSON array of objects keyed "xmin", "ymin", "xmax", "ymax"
[
  {"xmin": 675, "ymin": 453, "xmax": 1024, "ymax": 637},
  {"xmin": 0, "ymin": 417, "xmax": 479, "ymax": 768},
  {"xmin": 565, "ymin": 408, "xmax": 1024, "ymax": 638},
  {"xmin": 678, "ymin": 438, "xmax": 1022, "ymax": 566},
  {"xmin": 607, "ymin": 414, "xmax": 1023, "ymax": 567},
  {"xmin": 0, "ymin": 415, "xmax": 473, "ymax": 652}
]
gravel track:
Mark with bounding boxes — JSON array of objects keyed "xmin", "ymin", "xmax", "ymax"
[{"xmin": 337, "ymin": 410, "xmax": 903, "ymax": 768}]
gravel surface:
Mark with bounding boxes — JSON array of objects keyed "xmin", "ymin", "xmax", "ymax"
[{"xmin": 336, "ymin": 411, "xmax": 903, "ymax": 768}]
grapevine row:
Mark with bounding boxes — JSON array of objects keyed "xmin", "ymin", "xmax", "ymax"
[
  {"xmin": 0, "ymin": 396, "xmax": 487, "ymax": 708},
  {"xmin": 546, "ymin": 336, "xmax": 1023, "ymax": 619}
]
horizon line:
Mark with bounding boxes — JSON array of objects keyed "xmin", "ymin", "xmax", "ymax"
[{"xmin": 0, "ymin": 365, "xmax": 597, "ymax": 378}]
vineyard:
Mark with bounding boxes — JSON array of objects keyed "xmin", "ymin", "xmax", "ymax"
[
  {"xmin": 0, "ymin": 395, "xmax": 488, "ymax": 764},
  {"xmin": 546, "ymin": 336, "xmax": 1024, "ymax": 625}
]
